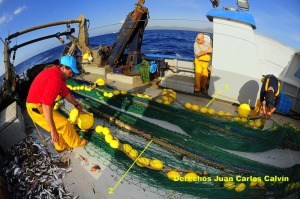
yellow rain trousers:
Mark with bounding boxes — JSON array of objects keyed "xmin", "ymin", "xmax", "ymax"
[
  {"xmin": 26, "ymin": 103, "xmax": 82, "ymax": 151},
  {"xmin": 252, "ymin": 99, "xmax": 261, "ymax": 116},
  {"xmin": 252, "ymin": 99, "xmax": 267, "ymax": 126},
  {"xmin": 194, "ymin": 58, "xmax": 209, "ymax": 92}
]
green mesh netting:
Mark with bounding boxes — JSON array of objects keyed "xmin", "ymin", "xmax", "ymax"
[
  {"xmin": 66, "ymin": 78, "xmax": 300, "ymax": 153},
  {"xmin": 60, "ymin": 78, "xmax": 300, "ymax": 198}
]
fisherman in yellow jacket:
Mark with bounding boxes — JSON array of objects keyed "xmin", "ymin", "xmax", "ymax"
[{"xmin": 252, "ymin": 74, "xmax": 281, "ymax": 120}]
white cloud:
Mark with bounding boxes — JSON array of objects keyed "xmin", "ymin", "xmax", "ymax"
[
  {"xmin": 0, "ymin": 13, "xmax": 13, "ymax": 25},
  {"xmin": 14, "ymin": 6, "xmax": 26, "ymax": 15}
]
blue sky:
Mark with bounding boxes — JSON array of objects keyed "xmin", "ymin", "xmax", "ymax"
[{"xmin": 0, "ymin": 0, "xmax": 300, "ymax": 75}]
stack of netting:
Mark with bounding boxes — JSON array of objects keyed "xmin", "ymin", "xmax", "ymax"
[{"xmin": 63, "ymin": 78, "xmax": 300, "ymax": 198}]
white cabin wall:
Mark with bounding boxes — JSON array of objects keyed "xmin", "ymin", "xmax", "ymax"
[
  {"xmin": 209, "ymin": 17, "xmax": 261, "ymax": 106},
  {"xmin": 255, "ymin": 34, "xmax": 295, "ymax": 78}
]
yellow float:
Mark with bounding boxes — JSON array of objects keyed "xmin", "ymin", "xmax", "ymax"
[
  {"xmin": 102, "ymin": 127, "xmax": 110, "ymax": 135},
  {"xmin": 109, "ymin": 140, "xmax": 119, "ymax": 149},
  {"xmin": 77, "ymin": 112, "xmax": 94, "ymax": 130},
  {"xmin": 184, "ymin": 172, "xmax": 198, "ymax": 183},
  {"xmin": 122, "ymin": 144, "xmax": 132, "ymax": 153},
  {"xmin": 218, "ymin": 111, "xmax": 225, "ymax": 116},
  {"xmin": 95, "ymin": 125, "xmax": 103, "ymax": 134},
  {"xmin": 69, "ymin": 108, "xmax": 79, "ymax": 124},
  {"xmin": 95, "ymin": 78, "xmax": 105, "ymax": 86},
  {"xmin": 129, "ymin": 149, "xmax": 138, "ymax": 159},
  {"xmin": 136, "ymin": 157, "xmax": 150, "ymax": 167},
  {"xmin": 257, "ymin": 180, "xmax": 265, "ymax": 187},
  {"xmin": 235, "ymin": 183, "xmax": 246, "ymax": 192},
  {"xmin": 207, "ymin": 108, "xmax": 215, "ymax": 115},
  {"xmin": 167, "ymin": 171, "xmax": 181, "ymax": 181},
  {"xmin": 192, "ymin": 105, "xmax": 199, "ymax": 111},
  {"xmin": 224, "ymin": 181, "xmax": 236, "ymax": 190},
  {"xmin": 184, "ymin": 102, "xmax": 192, "ymax": 109},
  {"xmin": 121, "ymin": 90, "xmax": 127, "ymax": 95},
  {"xmin": 238, "ymin": 104, "xmax": 251, "ymax": 117},
  {"xmin": 104, "ymin": 134, "xmax": 113, "ymax": 143},
  {"xmin": 200, "ymin": 107, "xmax": 208, "ymax": 114},
  {"xmin": 150, "ymin": 159, "xmax": 163, "ymax": 169}
]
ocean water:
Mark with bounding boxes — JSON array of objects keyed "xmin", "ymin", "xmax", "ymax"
[{"xmin": 13, "ymin": 30, "xmax": 200, "ymax": 76}]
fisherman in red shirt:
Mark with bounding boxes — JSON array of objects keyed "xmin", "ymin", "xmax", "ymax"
[{"xmin": 26, "ymin": 55, "xmax": 86, "ymax": 152}]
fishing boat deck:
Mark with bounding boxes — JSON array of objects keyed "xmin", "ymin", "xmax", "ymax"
[{"xmin": 1, "ymin": 74, "xmax": 300, "ymax": 199}]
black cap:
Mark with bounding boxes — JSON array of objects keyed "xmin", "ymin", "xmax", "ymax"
[{"xmin": 265, "ymin": 90, "xmax": 275, "ymax": 110}]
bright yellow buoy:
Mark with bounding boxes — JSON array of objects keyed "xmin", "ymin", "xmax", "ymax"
[
  {"xmin": 163, "ymin": 101, "xmax": 170, "ymax": 105},
  {"xmin": 95, "ymin": 78, "xmax": 105, "ymax": 86},
  {"xmin": 218, "ymin": 111, "xmax": 225, "ymax": 116},
  {"xmin": 224, "ymin": 181, "xmax": 236, "ymax": 190},
  {"xmin": 113, "ymin": 90, "xmax": 120, "ymax": 95},
  {"xmin": 102, "ymin": 127, "xmax": 110, "ymax": 135},
  {"xmin": 200, "ymin": 107, "xmax": 208, "ymax": 114},
  {"xmin": 129, "ymin": 149, "xmax": 138, "ymax": 159},
  {"xmin": 192, "ymin": 105, "xmax": 199, "ymax": 111},
  {"xmin": 240, "ymin": 118, "xmax": 248, "ymax": 123},
  {"xmin": 184, "ymin": 172, "xmax": 198, "ymax": 183},
  {"xmin": 53, "ymin": 102, "xmax": 60, "ymax": 110},
  {"xmin": 77, "ymin": 112, "xmax": 94, "ymax": 130},
  {"xmin": 250, "ymin": 179, "xmax": 258, "ymax": 187},
  {"xmin": 238, "ymin": 104, "xmax": 251, "ymax": 117},
  {"xmin": 121, "ymin": 90, "xmax": 127, "ymax": 95},
  {"xmin": 83, "ymin": 53, "xmax": 90, "ymax": 60},
  {"xmin": 107, "ymin": 92, "xmax": 114, "ymax": 98},
  {"xmin": 55, "ymin": 95, "xmax": 61, "ymax": 101},
  {"xmin": 95, "ymin": 125, "xmax": 103, "ymax": 134},
  {"xmin": 67, "ymin": 85, "xmax": 72, "ymax": 90},
  {"xmin": 136, "ymin": 157, "xmax": 150, "ymax": 167},
  {"xmin": 233, "ymin": 117, "xmax": 241, "ymax": 122},
  {"xmin": 156, "ymin": 99, "xmax": 163, "ymax": 103},
  {"xmin": 235, "ymin": 183, "xmax": 246, "ymax": 192},
  {"xmin": 167, "ymin": 171, "xmax": 181, "ymax": 181},
  {"xmin": 224, "ymin": 112, "xmax": 232, "ymax": 118},
  {"xmin": 257, "ymin": 180, "xmax": 265, "ymax": 187},
  {"xmin": 69, "ymin": 108, "xmax": 79, "ymax": 124},
  {"xmin": 249, "ymin": 120, "xmax": 255, "ymax": 127},
  {"xmin": 150, "ymin": 159, "xmax": 163, "ymax": 169},
  {"xmin": 104, "ymin": 134, "xmax": 113, "ymax": 143},
  {"xmin": 109, "ymin": 140, "xmax": 119, "ymax": 149},
  {"xmin": 254, "ymin": 120, "xmax": 262, "ymax": 128},
  {"xmin": 122, "ymin": 144, "xmax": 132, "ymax": 153},
  {"xmin": 185, "ymin": 102, "xmax": 192, "ymax": 109},
  {"xmin": 207, "ymin": 108, "xmax": 215, "ymax": 115}
]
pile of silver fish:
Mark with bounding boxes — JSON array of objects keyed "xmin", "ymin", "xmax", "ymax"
[{"xmin": 0, "ymin": 137, "xmax": 78, "ymax": 199}]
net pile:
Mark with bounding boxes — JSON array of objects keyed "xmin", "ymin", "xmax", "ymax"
[{"xmin": 61, "ymin": 78, "xmax": 300, "ymax": 198}]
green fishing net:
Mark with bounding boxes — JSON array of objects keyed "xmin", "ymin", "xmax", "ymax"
[{"xmin": 58, "ymin": 78, "xmax": 300, "ymax": 198}]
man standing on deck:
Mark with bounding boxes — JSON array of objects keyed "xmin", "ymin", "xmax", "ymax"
[
  {"xmin": 194, "ymin": 33, "xmax": 213, "ymax": 95},
  {"xmin": 26, "ymin": 55, "xmax": 87, "ymax": 152},
  {"xmin": 252, "ymin": 74, "xmax": 281, "ymax": 120}
]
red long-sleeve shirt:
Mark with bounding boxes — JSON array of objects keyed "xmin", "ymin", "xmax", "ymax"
[{"xmin": 27, "ymin": 66, "xmax": 69, "ymax": 106}]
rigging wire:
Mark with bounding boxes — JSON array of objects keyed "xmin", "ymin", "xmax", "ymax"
[{"xmin": 88, "ymin": 18, "xmax": 210, "ymax": 32}]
